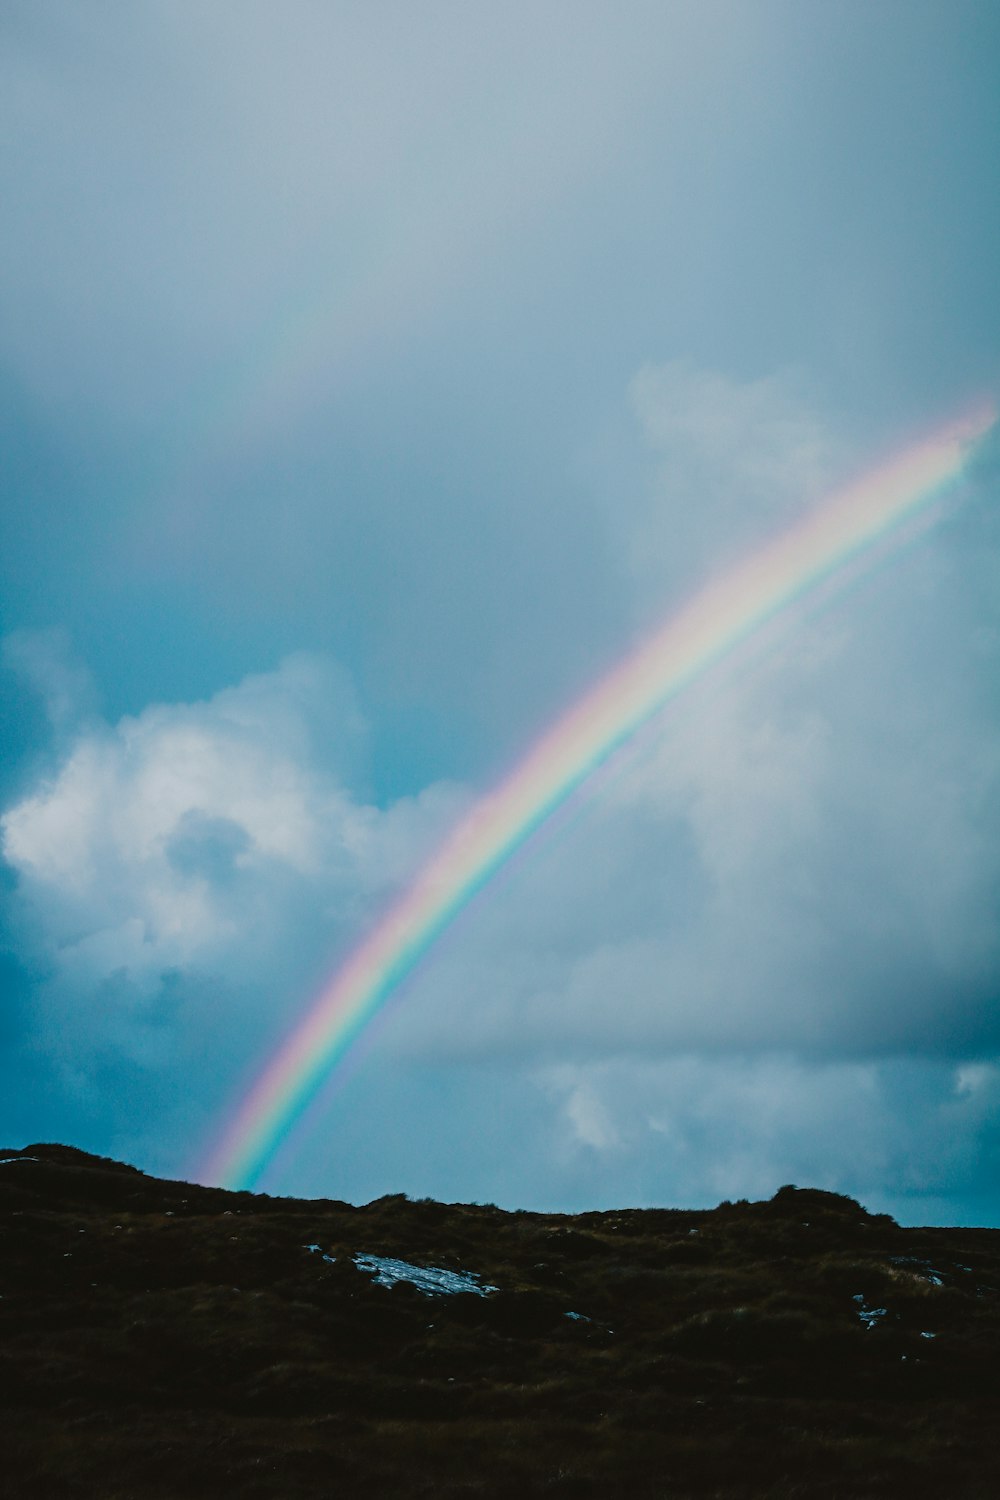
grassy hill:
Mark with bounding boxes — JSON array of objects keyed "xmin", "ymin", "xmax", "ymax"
[{"xmin": 2, "ymin": 1144, "xmax": 999, "ymax": 1497}]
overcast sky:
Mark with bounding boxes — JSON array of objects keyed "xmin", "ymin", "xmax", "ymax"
[{"xmin": 2, "ymin": 0, "xmax": 999, "ymax": 1224}]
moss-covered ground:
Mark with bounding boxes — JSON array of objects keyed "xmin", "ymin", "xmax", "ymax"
[{"xmin": 2, "ymin": 1144, "xmax": 999, "ymax": 1496}]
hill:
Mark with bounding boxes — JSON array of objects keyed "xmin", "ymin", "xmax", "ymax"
[{"xmin": 2, "ymin": 1144, "xmax": 999, "ymax": 1497}]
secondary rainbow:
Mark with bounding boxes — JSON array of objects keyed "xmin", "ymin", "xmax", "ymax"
[{"xmin": 204, "ymin": 404, "xmax": 995, "ymax": 1190}]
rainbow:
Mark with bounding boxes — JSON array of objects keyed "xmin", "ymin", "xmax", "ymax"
[{"xmin": 204, "ymin": 403, "xmax": 995, "ymax": 1190}]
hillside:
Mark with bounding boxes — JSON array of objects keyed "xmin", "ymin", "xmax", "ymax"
[{"xmin": 2, "ymin": 1144, "xmax": 999, "ymax": 1497}]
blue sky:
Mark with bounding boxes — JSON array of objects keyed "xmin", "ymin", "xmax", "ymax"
[{"xmin": 2, "ymin": 0, "xmax": 999, "ymax": 1223}]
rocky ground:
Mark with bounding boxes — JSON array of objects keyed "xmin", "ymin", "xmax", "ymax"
[{"xmin": 2, "ymin": 1143, "xmax": 999, "ymax": 1497}]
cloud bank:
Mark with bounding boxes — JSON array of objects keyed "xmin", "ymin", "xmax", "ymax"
[
  {"xmin": 2, "ymin": 365, "xmax": 998, "ymax": 1223},
  {"xmin": 1, "ymin": 650, "xmax": 464, "ymax": 1132}
]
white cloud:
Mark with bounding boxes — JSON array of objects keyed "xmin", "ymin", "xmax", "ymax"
[
  {"xmin": 533, "ymin": 1052, "xmax": 1000, "ymax": 1223},
  {"xmin": 1, "ymin": 650, "xmax": 465, "ymax": 1062},
  {"xmin": 4, "ymin": 366, "xmax": 998, "ymax": 1221}
]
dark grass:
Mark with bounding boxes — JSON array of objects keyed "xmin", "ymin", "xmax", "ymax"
[{"xmin": 2, "ymin": 1146, "xmax": 999, "ymax": 1497}]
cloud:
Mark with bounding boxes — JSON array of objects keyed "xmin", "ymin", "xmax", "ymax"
[
  {"xmin": 0, "ymin": 2, "xmax": 721, "ymax": 433},
  {"xmin": 275, "ymin": 365, "xmax": 1000, "ymax": 1217},
  {"xmin": 2, "ymin": 628, "xmax": 97, "ymax": 735},
  {"xmin": 1, "ymin": 0, "xmax": 998, "ymax": 1228},
  {"xmin": 534, "ymin": 1053, "xmax": 1000, "ymax": 1224},
  {"xmin": 622, "ymin": 362, "xmax": 835, "ymax": 611},
  {"xmin": 1, "ymin": 651, "xmax": 464, "ymax": 1077},
  {"xmin": 2, "ymin": 365, "xmax": 998, "ymax": 1221},
  {"xmin": 376, "ymin": 367, "xmax": 1000, "ymax": 1080}
]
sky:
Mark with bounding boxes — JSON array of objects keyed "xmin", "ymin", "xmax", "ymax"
[{"xmin": 2, "ymin": 0, "xmax": 999, "ymax": 1224}]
